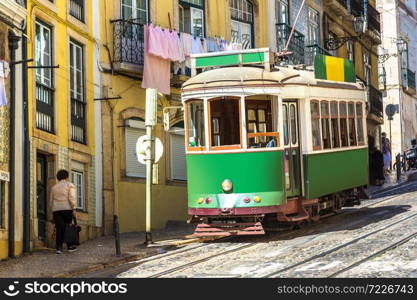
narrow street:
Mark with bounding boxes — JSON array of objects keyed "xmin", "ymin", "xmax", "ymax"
[{"xmin": 80, "ymin": 181, "xmax": 417, "ymax": 278}]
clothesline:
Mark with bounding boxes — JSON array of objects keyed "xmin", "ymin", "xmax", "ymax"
[{"xmin": 141, "ymin": 24, "xmax": 243, "ymax": 95}]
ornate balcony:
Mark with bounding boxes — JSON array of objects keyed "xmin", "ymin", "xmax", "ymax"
[
  {"xmin": 69, "ymin": 0, "xmax": 84, "ymax": 22},
  {"xmin": 111, "ymin": 19, "xmax": 145, "ymax": 74},
  {"xmin": 276, "ymin": 23, "xmax": 305, "ymax": 65},
  {"xmin": 369, "ymin": 85, "xmax": 383, "ymax": 119},
  {"xmin": 305, "ymin": 44, "xmax": 332, "ymax": 66},
  {"xmin": 36, "ymin": 83, "xmax": 54, "ymax": 133},
  {"xmin": 324, "ymin": 0, "xmax": 349, "ymax": 17},
  {"xmin": 351, "ymin": 0, "xmax": 381, "ymax": 44}
]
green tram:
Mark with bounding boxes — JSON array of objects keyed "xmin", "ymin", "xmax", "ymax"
[{"xmin": 182, "ymin": 49, "xmax": 368, "ymax": 236}]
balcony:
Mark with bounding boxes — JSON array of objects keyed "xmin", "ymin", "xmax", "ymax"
[
  {"xmin": 36, "ymin": 83, "xmax": 54, "ymax": 133},
  {"xmin": 71, "ymin": 98, "xmax": 86, "ymax": 144},
  {"xmin": 351, "ymin": 0, "xmax": 381, "ymax": 43},
  {"xmin": 305, "ymin": 44, "xmax": 332, "ymax": 66},
  {"xmin": 276, "ymin": 23, "xmax": 305, "ymax": 65},
  {"xmin": 69, "ymin": 0, "xmax": 84, "ymax": 22},
  {"xmin": 369, "ymin": 85, "xmax": 383, "ymax": 119},
  {"xmin": 111, "ymin": 19, "xmax": 145, "ymax": 74},
  {"xmin": 324, "ymin": 0, "xmax": 349, "ymax": 17}
]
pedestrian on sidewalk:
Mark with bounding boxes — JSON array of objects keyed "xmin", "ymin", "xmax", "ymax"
[
  {"xmin": 368, "ymin": 136, "xmax": 385, "ymax": 186},
  {"xmin": 51, "ymin": 169, "xmax": 78, "ymax": 254},
  {"xmin": 381, "ymin": 132, "xmax": 391, "ymax": 175}
]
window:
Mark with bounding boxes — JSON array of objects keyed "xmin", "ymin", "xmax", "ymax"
[
  {"xmin": 209, "ymin": 97, "xmax": 241, "ymax": 149},
  {"xmin": 348, "ymin": 102, "xmax": 357, "ymax": 146},
  {"xmin": 35, "ymin": 20, "xmax": 54, "ymax": 133},
  {"xmin": 0, "ymin": 181, "xmax": 5, "ymax": 229},
  {"xmin": 283, "ymin": 104, "xmax": 289, "ymax": 146},
  {"xmin": 276, "ymin": 0, "xmax": 289, "ymax": 24},
  {"xmin": 363, "ymin": 49, "xmax": 371, "ymax": 86},
  {"xmin": 356, "ymin": 102, "xmax": 364, "ymax": 145},
  {"xmin": 179, "ymin": 0, "xmax": 205, "ymax": 37},
  {"xmin": 339, "ymin": 102, "xmax": 349, "ymax": 147},
  {"xmin": 246, "ymin": 99, "xmax": 277, "ymax": 148},
  {"xmin": 230, "ymin": 0, "xmax": 254, "ymax": 49},
  {"xmin": 70, "ymin": 40, "xmax": 86, "ymax": 144},
  {"xmin": 122, "ymin": 0, "xmax": 149, "ymax": 23},
  {"xmin": 400, "ymin": 41, "xmax": 409, "ymax": 87},
  {"xmin": 186, "ymin": 100, "xmax": 205, "ymax": 150},
  {"xmin": 310, "ymin": 101, "xmax": 321, "ymax": 150},
  {"xmin": 330, "ymin": 101, "xmax": 340, "ymax": 148},
  {"xmin": 125, "ymin": 120, "xmax": 146, "ymax": 177},
  {"xmin": 170, "ymin": 123, "xmax": 187, "ymax": 181},
  {"xmin": 307, "ymin": 7, "xmax": 320, "ymax": 45},
  {"xmin": 346, "ymin": 40, "xmax": 355, "ymax": 63},
  {"xmin": 69, "ymin": 0, "xmax": 84, "ymax": 22},
  {"xmin": 71, "ymin": 170, "xmax": 85, "ymax": 210},
  {"xmin": 320, "ymin": 101, "xmax": 331, "ymax": 149}
]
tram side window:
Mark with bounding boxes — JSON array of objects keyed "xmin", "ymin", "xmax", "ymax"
[
  {"xmin": 348, "ymin": 102, "xmax": 357, "ymax": 146},
  {"xmin": 330, "ymin": 101, "xmax": 340, "ymax": 148},
  {"xmin": 187, "ymin": 100, "xmax": 205, "ymax": 148},
  {"xmin": 246, "ymin": 99, "xmax": 277, "ymax": 148},
  {"xmin": 310, "ymin": 101, "xmax": 321, "ymax": 150},
  {"xmin": 320, "ymin": 101, "xmax": 331, "ymax": 149},
  {"xmin": 339, "ymin": 102, "xmax": 349, "ymax": 147},
  {"xmin": 356, "ymin": 103, "xmax": 365, "ymax": 144},
  {"xmin": 209, "ymin": 97, "xmax": 241, "ymax": 148}
]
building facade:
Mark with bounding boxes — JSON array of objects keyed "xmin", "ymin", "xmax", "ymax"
[
  {"xmin": 26, "ymin": 0, "xmax": 101, "ymax": 249},
  {"xmin": 273, "ymin": 0, "xmax": 383, "ymax": 144},
  {"xmin": 379, "ymin": 0, "xmax": 417, "ymax": 157},
  {"xmin": 97, "ymin": 0, "xmax": 271, "ymax": 234},
  {"xmin": 0, "ymin": 0, "xmax": 27, "ymax": 260}
]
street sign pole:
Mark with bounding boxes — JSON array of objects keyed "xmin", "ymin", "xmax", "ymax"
[{"xmin": 145, "ymin": 88, "xmax": 157, "ymax": 245}]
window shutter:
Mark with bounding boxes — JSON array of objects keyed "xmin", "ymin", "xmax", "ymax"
[
  {"xmin": 126, "ymin": 127, "xmax": 146, "ymax": 178},
  {"xmin": 171, "ymin": 132, "xmax": 187, "ymax": 181}
]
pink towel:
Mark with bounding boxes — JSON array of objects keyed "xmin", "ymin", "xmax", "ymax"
[{"xmin": 141, "ymin": 25, "xmax": 171, "ymax": 95}]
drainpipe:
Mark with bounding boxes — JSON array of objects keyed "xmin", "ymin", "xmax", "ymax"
[
  {"xmin": 22, "ymin": 21, "xmax": 30, "ymax": 254},
  {"xmin": 8, "ymin": 30, "xmax": 21, "ymax": 258}
]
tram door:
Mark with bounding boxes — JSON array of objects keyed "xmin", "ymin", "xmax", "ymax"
[{"xmin": 282, "ymin": 101, "xmax": 301, "ymax": 197}]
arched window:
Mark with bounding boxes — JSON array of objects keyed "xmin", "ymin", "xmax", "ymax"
[
  {"xmin": 121, "ymin": 0, "xmax": 149, "ymax": 23},
  {"xmin": 230, "ymin": 0, "xmax": 254, "ymax": 49}
]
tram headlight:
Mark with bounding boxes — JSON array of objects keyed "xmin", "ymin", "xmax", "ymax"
[
  {"xmin": 221, "ymin": 179, "xmax": 233, "ymax": 193},
  {"xmin": 197, "ymin": 198, "xmax": 204, "ymax": 204}
]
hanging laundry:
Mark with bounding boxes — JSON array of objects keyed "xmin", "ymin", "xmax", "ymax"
[
  {"xmin": 191, "ymin": 36, "xmax": 202, "ymax": 54},
  {"xmin": 206, "ymin": 37, "xmax": 217, "ymax": 52},
  {"xmin": 181, "ymin": 33, "xmax": 192, "ymax": 57},
  {"xmin": 0, "ymin": 61, "xmax": 9, "ymax": 107},
  {"xmin": 166, "ymin": 30, "xmax": 182, "ymax": 62},
  {"xmin": 141, "ymin": 25, "xmax": 171, "ymax": 95},
  {"xmin": 148, "ymin": 26, "xmax": 170, "ymax": 60},
  {"xmin": 201, "ymin": 38, "xmax": 208, "ymax": 53}
]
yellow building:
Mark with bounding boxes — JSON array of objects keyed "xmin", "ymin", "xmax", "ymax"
[
  {"xmin": 97, "ymin": 0, "xmax": 270, "ymax": 233},
  {"xmin": 0, "ymin": 0, "xmax": 27, "ymax": 260},
  {"xmin": 27, "ymin": 0, "xmax": 100, "ymax": 249}
]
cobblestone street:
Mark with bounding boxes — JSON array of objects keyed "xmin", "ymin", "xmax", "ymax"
[{"xmin": 81, "ymin": 181, "xmax": 417, "ymax": 278}]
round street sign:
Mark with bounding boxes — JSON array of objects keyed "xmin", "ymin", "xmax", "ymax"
[
  {"xmin": 136, "ymin": 136, "xmax": 164, "ymax": 165},
  {"xmin": 385, "ymin": 104, "xmax": 397, "ymax": 120}
]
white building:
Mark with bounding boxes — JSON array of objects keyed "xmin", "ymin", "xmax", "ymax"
[{"xmin": 379, "ymin": 0, "xmax": 417, "ymax": 157}]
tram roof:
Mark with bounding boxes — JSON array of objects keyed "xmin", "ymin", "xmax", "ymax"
[{"xmin": 182, "ymin": 66, "xmax": 364, "ymax": 93}]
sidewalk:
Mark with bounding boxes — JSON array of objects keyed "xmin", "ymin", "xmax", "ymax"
[
  {"xmin": 0, "ymin": 222, "xmax": 200, "ymax": 278},
  {"xmin": 365, "ymin": 169, "xmax": 417, "ymax": 197}
]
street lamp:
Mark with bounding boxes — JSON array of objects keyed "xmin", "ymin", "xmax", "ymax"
[{"xmin": 324, "ymin": 16, "xmax": 367, "ymax": 51}]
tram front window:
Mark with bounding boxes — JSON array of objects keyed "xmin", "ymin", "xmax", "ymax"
[
  {"xmin": 209, "ymin": 97, "xmax": 241, "ymax": 148},
  {"xmin": 187, "ymin": 100, "xmax": 205, "ymax": 148}
]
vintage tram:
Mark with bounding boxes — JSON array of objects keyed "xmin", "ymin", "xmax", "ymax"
[{"xmin": 181, "ymin": 49, "xmax": 368, "ymax": 236}]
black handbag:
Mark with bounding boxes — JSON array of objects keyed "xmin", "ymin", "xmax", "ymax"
[{"xmin": 64, "ymin": 217, "xmax": 82, "ymax": 246}]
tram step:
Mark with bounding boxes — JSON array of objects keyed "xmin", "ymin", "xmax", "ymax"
[{"xmin": 193, "ymin": 222, "xmax": 265, "ymax": 236}]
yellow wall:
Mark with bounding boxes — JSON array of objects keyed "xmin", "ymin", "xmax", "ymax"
[
  {"xmin": 26, "ymin": 0, "xmax": 98, "ymax": 248},
  {"xmin": 99, "ymin": 0, "xmax": 271, "ymax": 233}
]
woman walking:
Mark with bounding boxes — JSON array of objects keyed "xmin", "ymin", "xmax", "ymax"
[{"xmin": 51, "ymin": 169, "xmax": 77, "ymax": 254}]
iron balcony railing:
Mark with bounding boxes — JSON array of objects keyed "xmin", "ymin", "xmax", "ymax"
[
  {"xmin": 71, "ymin": 98, "xmax": 86, "ymax": 144},
  {"xmin": 69, "ymin": 0, "xmax": 84, "ymax": 22},
  {"xmin": 407, "ymin": 69, "xmax": 416, "ymax": 90},
  {"xmin": 276, "ymin": 23, "xmax": 305, "ymax": 65},
  {"xmin": 111, "ymin": 19, "xmax": 145, "ymax": 67},
  {"xmin": 367, "ymin": 3, "xmax": 381, "ymax": 35},
  {"xmin": 369, "ymin": 85, "xmax": 383, "ymax": 118},
  {"xmin": 36, "ymin": 83, "xmax": 54, "ymax": 133},
  {"xmin": 305, "ymin": 44, "xmax": 332, "ymax": 66}
]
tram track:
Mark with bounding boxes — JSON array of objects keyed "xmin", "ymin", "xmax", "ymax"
[
  {"xmin": 327, "ymin": 231, "xmax": 417, "ymax": 278},
  {"xmin": 262, "ymin": 210, "xmax": 417, "ymax": 278}
]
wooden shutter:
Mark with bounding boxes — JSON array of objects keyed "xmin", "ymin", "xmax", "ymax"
[
  {"xmin": 125, "ymin": 127, "xmax": 146, "ymax": 177},
  {"xmin": 170, "ymin": 130, "xmax": 187, "ymax": 181}
]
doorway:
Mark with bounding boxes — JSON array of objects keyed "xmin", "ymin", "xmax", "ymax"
[
  {"xmin": 36, "ymin": 154, "xmax": 47, "ymax": 242},
  {"xmin": 282, "ymin": 101, "xmax": 301, "ymax": 197}
]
